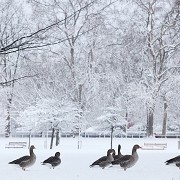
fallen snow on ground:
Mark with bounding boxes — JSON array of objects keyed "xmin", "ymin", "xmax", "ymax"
[{"xmin": 1, "ymin": 137, "xmax": 180, "ymax": 180}]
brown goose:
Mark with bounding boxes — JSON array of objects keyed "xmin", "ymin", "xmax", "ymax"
[
  {"xmin": 90, "ymin": 149, "xmax": 115, "ymax": 167},
  {"xmin": 41, "ymin": 152, "xmax": 61, "ymax": 169},
  {"xmin": 99, "ymin": 151, "xmax": 114, "ymax": 169},
  {"xmin": 118, "ymin": 144, "xmax": 141, "ymax": 171},
  {"xmin": 9, "ymin": 145, "xmax": 36, "ymax": 171},
  {"xmin": 165, "ymin": 155, "xmax": 180, "ymax": 168},
  {"xmin": 111, "ymin": 144, "xmax": 123, "ymax": 165}
]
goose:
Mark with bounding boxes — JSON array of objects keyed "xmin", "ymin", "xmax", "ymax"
[
  {"xmin": 111, "ymin": 144, "xmax": 123, "ymax": 165},
  {"xmin": 118, "ymin": 144, "xmax": 141, "ymax": 171},
  {"xmin": 165, "ymin": 155, "xmax": 180, "ymax": 168},
  {"xmin": 8, "ymin": 145, "xmax": 36, "ymax": 171},
  {"xmin": 41, "ymin": 152, "xmax": 61, "ymax": 169},
  {"xmin": 90, "ymin": 149, "xmax": 115, "ymax": 167},
  {"xmin": 99, "ymin": 151, "xmax": 114, "ymax": 169}
]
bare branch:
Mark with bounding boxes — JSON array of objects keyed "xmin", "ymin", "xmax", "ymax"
[
  {"xmin": 0, "ymin": 0, "xmax": 97, "ymax": 55},
  {"xmin": 0, "ymin": 74, "xmax": 38, "ymax": 87}
]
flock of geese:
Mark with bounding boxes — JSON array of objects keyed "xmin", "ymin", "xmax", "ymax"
[
  {"xmin": 8, "ymin": 145, "xmax": 61, "ymax": 171},
  {"xmin": 90, "ymin": 144, "xmax": 141, "ymax": 170},
  {"xmin": 90, "ymin": 144, "xmax": 180, "ymax": 170},
  {"xmin": 8, "ymin": 144, "xmax": 180, "ymax": 171}
]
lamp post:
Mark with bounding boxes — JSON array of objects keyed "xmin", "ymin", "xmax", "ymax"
[
  {"xmin": 77, "ymin": 122, "xmax": 82, "ymax": 149},
  {"xmin": 28, "ymin": 129, "xmax": 32, "ymax": 149},
  {"xmin": 44, "ymin": 122, "xmax": 48, "ymax": 149},
  {"xmin": 77, "ymin": 116, "xmax": 82, "ymax": 150},
  {"xmin": 110, "ymin": 125, "xmax": 114, "ymax": 149}
]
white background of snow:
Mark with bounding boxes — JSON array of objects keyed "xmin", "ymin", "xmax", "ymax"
[{"xmin": 1, "ymin": 137, "xmax": 180, "ymax": 180}]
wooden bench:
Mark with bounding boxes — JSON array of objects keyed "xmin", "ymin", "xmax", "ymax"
[
  {"xmin": 5, "ymin": 142, "xmax": 27, "ymax": 148},
  {"xmin": 142, "ymin": 143, "xmax": 167, "ymax": 150}
]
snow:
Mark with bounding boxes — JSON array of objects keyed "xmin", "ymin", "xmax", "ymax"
[{"xmin": 1, "ymin": 137, "xmax": 180, "ymax": 180}]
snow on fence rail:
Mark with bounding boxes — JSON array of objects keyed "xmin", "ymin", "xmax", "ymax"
[
  {"xmin": 5, "ymin": 141, "xmax": 27, "ymax": 148},
  {"xmin": 81, "ymin": 131, "xmax": 145, "ymax": 138},
  {"xmin": 142, "ymin": 143, "xmax": 167, "ymax": 150}
]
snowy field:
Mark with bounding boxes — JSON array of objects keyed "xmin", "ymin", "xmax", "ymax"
[{"xmin": 1, "ymin": 137, "xmax": 180, "ymax": 180}]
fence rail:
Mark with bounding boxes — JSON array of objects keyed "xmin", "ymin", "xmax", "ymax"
[{"xmin": 0, "ymin": 132, "xmax": 179, "ymax": 138}]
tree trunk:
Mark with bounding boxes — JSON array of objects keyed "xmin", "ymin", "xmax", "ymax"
[
  {"xmin": 147, "ymin": 107, "xmax": 154, "ymax": 137},
  {"xmin": 56, "ymin": 129, "xmax": 60, "ymax": 146},
  {"xmin": 50, "ymin": 128, "xmax": 55, "ymax": 149},
  {"xmin": 5, "ymin": 114, "xmax": 11, "ymax": 137},
  {"xmin": 5, "ymin": 97, "xmax": 12, "ymax": 137},
  {"xmin": 162, "ymin": 97, "xmax": 168, "ymax": 136}
]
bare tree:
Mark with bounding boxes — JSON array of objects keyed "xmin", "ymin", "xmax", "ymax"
[
  {"xmin": 137, "ymin": 0, "xmax": 180, "ymax": 136},
  {"xmin": 0, "ymin": 0, "xmax": 98, "ymax": 136}
]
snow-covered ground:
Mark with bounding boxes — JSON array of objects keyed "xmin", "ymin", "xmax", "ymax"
[{"xmin": 1, "ymin": 137, "xmax": 180, "ymax": 180}]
